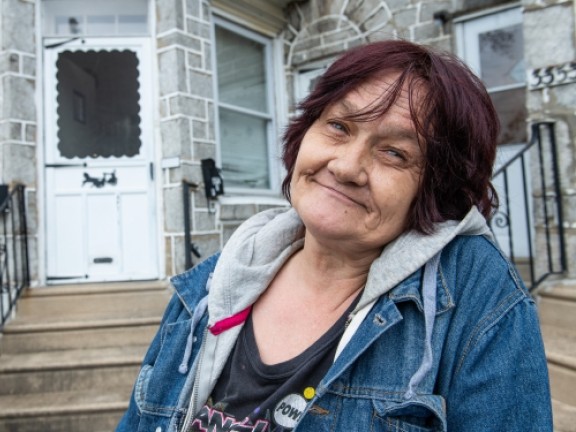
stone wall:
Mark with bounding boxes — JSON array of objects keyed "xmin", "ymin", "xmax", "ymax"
[
  {"xmin": 155, "ymin": 0, "xmax": 222, "ymax": 275},
  {"xmin": 283, "ymin": 0, "xmax": 576, "ymax": 279},
  {"xmin": 0, "ymin": 0, "xmax": 38, "ymax": 282},
  {"xmin": 523, "ymin": 0, "xmax": 576, "ymax": 277},
  {"xmin": 283, "ymin": 0, "xmax": 452, "ymax": 66}
]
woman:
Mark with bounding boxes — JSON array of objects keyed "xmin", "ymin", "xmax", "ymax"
[{"xmin": 117, "ymin": 40, "xmax": 552, "ymax": 431}]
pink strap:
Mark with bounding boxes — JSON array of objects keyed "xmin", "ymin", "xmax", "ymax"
[{"xmin": 208, "ymin": 306, "xmax": 252, "ymax": 335}]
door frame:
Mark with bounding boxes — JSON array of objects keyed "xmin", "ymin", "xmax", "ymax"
[{"xmin": 42, "ymin": 36, "xmax": 161, "ymax": 283}]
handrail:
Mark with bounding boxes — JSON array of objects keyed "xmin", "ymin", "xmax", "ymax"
[
  {"xmin": 0, "ymin": 184, "xmax": 30, "ymax": 330},
  {"xmin": 489, "ymin": 122, "xmax": 566, "ymax": 291},
  {"xmin": 182, "ymin": 180, "xmax": 202, "ymax": 270}
]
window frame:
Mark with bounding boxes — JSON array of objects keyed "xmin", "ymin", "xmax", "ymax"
[
  {"xmin": 212, "ymin": 15, "xmax": 281, "ymax": 195},
  {"xmin": 41, "ymin": 0, "xmax": 150, "ymax": 37},
  {"xmin": 455, "ymin": 4, "xmax": 526, "ymax": 147}
]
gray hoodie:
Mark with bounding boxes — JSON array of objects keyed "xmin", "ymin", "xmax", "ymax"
[{"xmin": 180, "ymin": 205, "xmax": 491, "ymax": 429}]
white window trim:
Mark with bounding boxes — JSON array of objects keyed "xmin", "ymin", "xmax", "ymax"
[
  {"xmin": 211, "ymin": 15, "xmax": 283, "ymax": 196},
  {"xmin": 455, "ymin": 4, "xmax": 523, "ymax": 77},
  {"xmin": 41, "ymin": 0, "xmax": 150, "ymax": 37}
]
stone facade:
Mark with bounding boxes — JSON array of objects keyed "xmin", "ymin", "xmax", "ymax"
[
  {"xmin": 282, "ymin": 0, "xmax": 576, "ymax": 281},
  {"xmin": 0, "ymin": 0, "xmax": 38, "ymax": 282},
  {"xmin": 523, "ymin": 0, "xmax": 576, "ymax": 278},
  {"xmin": 156, "ymin": 0, "xmax": 221, "ymax": 276},
  {"xmin": 0, "ymin": 0, "xmax": 573, "ymax": 283}
]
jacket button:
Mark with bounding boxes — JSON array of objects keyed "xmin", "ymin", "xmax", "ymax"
[{"xmin": 373, "ymin": 314, "xmax": 387, "ymax": 326}]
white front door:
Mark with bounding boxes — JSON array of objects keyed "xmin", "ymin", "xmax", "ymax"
[{"xmin": 44, "ymin": 37, "xmax": 158, "ymax": 283}]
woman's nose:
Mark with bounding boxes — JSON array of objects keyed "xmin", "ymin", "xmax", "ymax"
[{"xmin": 327, "ymin": 140, "xmax": 369, "ymax": 186}]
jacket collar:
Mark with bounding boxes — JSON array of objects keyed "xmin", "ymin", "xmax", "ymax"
[
  {"xmin": 170, "ymin": 253, "xmax": 220, "ymax": 315},
  {"xmin": 387, "ymin": 265, "xmax": 454, "ymax": 316}
]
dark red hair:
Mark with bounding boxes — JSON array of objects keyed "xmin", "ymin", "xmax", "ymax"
[{"xmin": 282, "ymin": 40, "xmax": 499, "ymax": 234}]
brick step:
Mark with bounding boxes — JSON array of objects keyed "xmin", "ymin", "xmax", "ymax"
[
  {"xmin": 0, "ymin": 345, "xmax": 146, "ymax": 395},
  {"xmin": 0, "ymin": 390, "xmax": 128, "ymax": 432}
]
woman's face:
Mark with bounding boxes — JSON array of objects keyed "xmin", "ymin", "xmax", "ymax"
[{"xmin": 290, "ymin": 77, "xmax": 424, "ymax": 255}]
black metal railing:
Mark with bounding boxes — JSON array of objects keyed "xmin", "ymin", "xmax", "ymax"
[
  {"xmin": 489, "ymin": 122, "xmax": 566, "ymax": 291},
  {"xmin": 183, "ymin": 180, "xmax": 202, "ymax": 270},
  {"xmin": 0, "ymin": 184, "xmax": 30, "ymax": 330}
]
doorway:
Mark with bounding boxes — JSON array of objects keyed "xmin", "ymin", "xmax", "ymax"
[{"xmin": 43, "ymin": 38, "xmax": 158, "ymax": 283}]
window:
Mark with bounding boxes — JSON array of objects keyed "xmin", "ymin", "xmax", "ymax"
[
  {"xmin": 214, "ymin": 19, "xmax": 278, "ymax": 191},
  {"xmin": 456, "ymin": 6, "xmax": 526, "ymax": 146},
  {"xmin": 42, "ymin": 0, "xmax": 149, "ymax": 37}
]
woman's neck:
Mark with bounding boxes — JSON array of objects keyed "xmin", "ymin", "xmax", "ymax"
[{"xmin": 282, "ymin": 233, "xmax": 380, "ymax": 304}]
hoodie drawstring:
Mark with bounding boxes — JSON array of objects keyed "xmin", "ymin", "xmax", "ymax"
[
  {"xmin": 179, "ymin": 295, "xmax": 209, "ymax": 374},
  {"xmin": 404, "ymin": 251, "xmax": 442, "ymax": 400},
  {"xmin": 178, "ymin": 273, "xmax": 213, "ymax": 374}
]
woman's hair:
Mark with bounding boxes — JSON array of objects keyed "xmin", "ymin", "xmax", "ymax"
[{"xmin": 282, "ymin": 40, "xmax": 499, "ymax": 234}]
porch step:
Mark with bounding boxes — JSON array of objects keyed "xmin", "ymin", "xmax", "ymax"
[
  {"xmin": 0, "ymin": 390, "xmax": 127, "ymax": 432},
  {"xmin": 0, "ymin": 280, "xmax": 171, "ymax": 432},
  {"xmin": 539, "ymin": 284, "xmax": 576, "ymax": 328},
  {"xmin": 0, "ymin": 345, "xmax": 146, "ymax": 395},
  {"xmin": 538, "ymin": 282, "xmax": 576, "ymax": 431},
  {"xmin": 553, "ymin": 399, "xmax": 576, "ymax": 432},
  {"xmin": 541, "ymin": 325, "xmax": 576, "ymax": 407},
  {"xmin": 0, "ymin": 321, "xmax": 160, "ymax": 354},
  {"xmin": 12, "ymin": 285, "xmax": 170, "ymax": 326}
]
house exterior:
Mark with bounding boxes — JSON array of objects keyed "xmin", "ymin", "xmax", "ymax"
[{"xmin": 0, "ymin": 0, "xmax": 574, "ymax": 285}]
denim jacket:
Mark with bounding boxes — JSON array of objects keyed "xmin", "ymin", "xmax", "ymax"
[{"xmin": 117, "ymin": 209, "xmax": 552, "ymax": 432}]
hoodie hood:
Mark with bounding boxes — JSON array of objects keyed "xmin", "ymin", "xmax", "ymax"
[
  {"xmin": 181, "ymin": 205, "xmax": 491, "ymax": 423},
  {"xmin": 207, "ymin": 206, "xmax": 491, "ymax": 325}
]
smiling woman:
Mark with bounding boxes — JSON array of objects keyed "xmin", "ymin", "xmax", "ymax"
[
  {"xmin": 117, "ymin": 40, "xmax": 552, "ymax": 432},
  {"xmin": 290, "ymin": 77, "xmax": 423, "ymax": 257}
]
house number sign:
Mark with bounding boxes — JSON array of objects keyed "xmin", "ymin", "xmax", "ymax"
[{"xmin": 529, "ymin": 61, "xmax": 576, "ymax": 90}]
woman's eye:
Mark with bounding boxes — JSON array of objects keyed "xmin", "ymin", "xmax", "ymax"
[
  {"xmin": 382, "ymin": 148, "xmax": 406, "ymax": 161},
  {"xmin": 328, "ymin": 121, "xmax": 347, "ymax": 133}
]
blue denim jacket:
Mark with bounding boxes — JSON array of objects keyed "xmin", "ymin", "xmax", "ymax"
[{"xmin": 117, "ymin": 235, "xmax": 552, "ymax": 432}]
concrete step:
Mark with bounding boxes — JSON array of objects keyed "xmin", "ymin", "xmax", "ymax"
[
  {"xmin": 24, "ymin": 280, "xmax": 168, "ymax": 297},
  {"xmin": 0, "ymin": 390, "xmax": 127, "ymax": 432},
  {"xmin": 538, "ymin": 284, "xmax": 576, "ymax": 328},
  {"xmin": 0, "ymin": 321, "xmax": 159, "ymax": 354},
  {"xmin": 13, "ymin": 289, "xmax": 170, "ymax": 327},
  {"xmin": 0, "ymin": 280, "xmax": 170, "ymax": 432},
  {"xmin": 537, "ymin": 283, "xmax": 576, "ymax": 431},
  {"xmin": 0, "ymin": 280, "xmax": 169, "ymax": 354},
  {"xmin": 0, "ymin": 345, "xmax": 146, "ymax": 395},
  {"xmin": 540, "ymin": 323, "xmax": 576, "ymax": 431},
  {"xmin": 553, "ymin": 399, "xmax": 576, "ymax": 432}
]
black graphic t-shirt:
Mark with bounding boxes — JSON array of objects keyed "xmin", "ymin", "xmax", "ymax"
[{"xmin": 187, "ymin": 297, "xmax": 359, "ymax": 432}]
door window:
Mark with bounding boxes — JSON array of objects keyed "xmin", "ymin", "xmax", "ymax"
[
  {"xmin": 456, "ymin": 7, "xmax": 526, "ymax": 145},
  {"xmin": 214, "ymin": 19, "xmax": 277, "ymax": 191},
  {"xmin": 56, "ymin": 50, "xmax": 142, "ymax": 159}
]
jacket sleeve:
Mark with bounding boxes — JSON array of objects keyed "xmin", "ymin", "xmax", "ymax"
[
  {"xmin": 445, "ymin": 295, "xmax": 553, "ymax": 431},
  {"xmin": 115, "ymin": 290, "xmax": 188, "ymax": 431}
]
